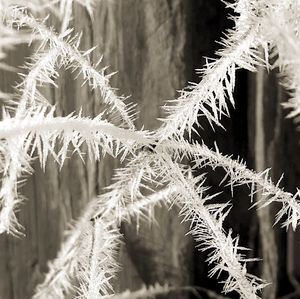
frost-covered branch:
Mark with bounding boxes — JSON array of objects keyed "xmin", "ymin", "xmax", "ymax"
[
  {"xmin": 156, "ymin": 1, "xmax": 266, "ymax": 140},
  {"xmin": 0, "ymin": 109, "xmax": 149, "ymax": 148},
  {"xmin": 153, "ymin": 153, "xmax": 266, "ymax": 298},
  {"xmin": 0, "ymin": 100, "xmax": 150, "ymax": 235},
  {"xmin": 0, "ymin": 140, "xmax": 32, "ymax": 235},
  {"xmin": 0, "ymin": 105, "xmax": 151, "ymax": 167},
  {"xmin": 5, "ymin": 6, "xmax": 136, "ymax": 129},
  {"xmin": 33, "ymin": 153, "xmax": 175, "ymax": 299},
  {"xmin": 76, "ymin": 219, "xmax": 121, "ymax": 299},
  {"xmin": 33, "ymin": 197, "xmax": 98, "ymax": 299},
  {"xmin": 15, "ymin": 48, "xmax": 63, "ymax": 115},
  {"xmin": 0, "ymin": 104, "xmax": 151, "ymax": 235},
  {"xmin": 162, "ymin": 140, "xmax": 300, "ymax": 229}
]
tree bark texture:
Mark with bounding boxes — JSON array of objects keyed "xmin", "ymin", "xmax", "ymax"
[{"xmin": 0, "ymin": 1, "xmax": 299, "ymax": 299}]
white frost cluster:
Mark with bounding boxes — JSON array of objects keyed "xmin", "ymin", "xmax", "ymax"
[{"xmin": 0, "ymin": 1, "xmax": 300, "ymax": 299}]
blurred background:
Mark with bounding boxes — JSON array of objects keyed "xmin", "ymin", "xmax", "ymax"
[{"xmin": 0, "ymin": 1, "xmax": 300, "ymax": 298}]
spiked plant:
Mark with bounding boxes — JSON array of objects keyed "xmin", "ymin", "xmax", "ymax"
[{"xmin": 1, "ymin": 1, "xmax": 300, "ymax": 299}]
